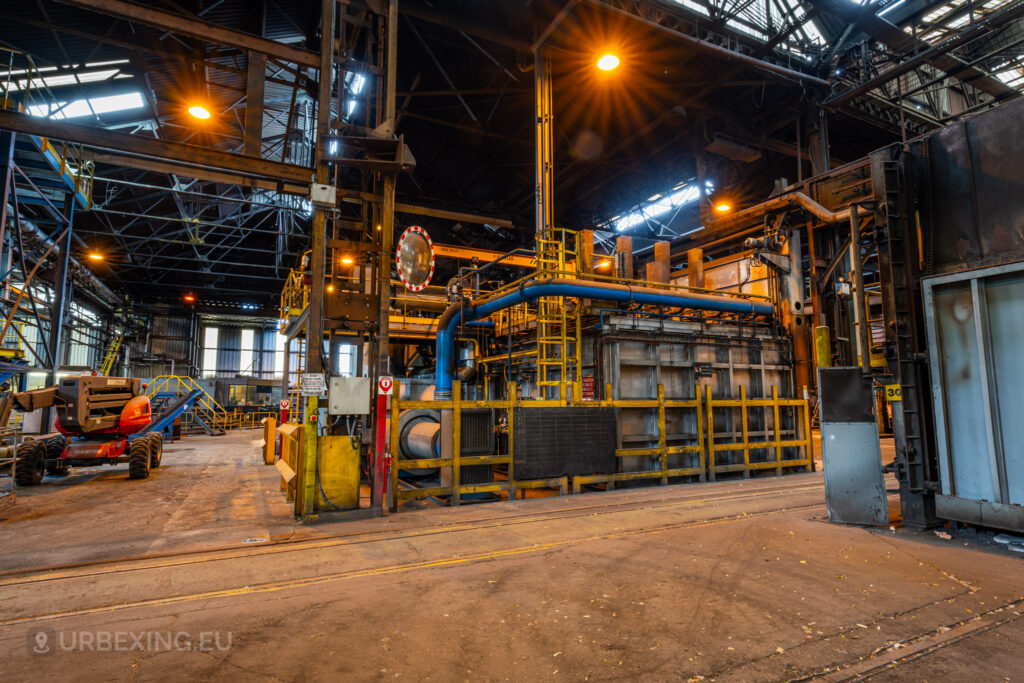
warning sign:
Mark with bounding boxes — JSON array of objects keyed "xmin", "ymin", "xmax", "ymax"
[
  {"xmin": 378, "ymin": 376, "xmax": 394, "ymax": 395},
  {"xmin": 299, "ymin": 373, "xmax": 327, "ymax": 396},
  {"xmin": 884, "ymin": 384, "xmax": 902, "ymax": 402},
  {"xmin": 581, "ymin": 375, "xmax": 595, "ymax": 400}
]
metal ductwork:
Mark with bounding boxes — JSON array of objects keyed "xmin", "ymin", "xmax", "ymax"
[
  {"xmin": 456, "ymin": 340, "xmax": 477, "ymax": 383},
  {"xmin": 434, "ymin": 278, "xmax": 775, "ymax": 397}
]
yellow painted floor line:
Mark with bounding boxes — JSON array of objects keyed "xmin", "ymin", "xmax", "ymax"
[
  {"xmin": 1, "ymin": 503, "xmax": 822, "ymax": 627},
  {"xmin": 0, "ymin": 483, "xmax": 825, "ymax": 587}
]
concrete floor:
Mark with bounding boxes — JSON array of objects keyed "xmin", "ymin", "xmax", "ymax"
[{"xmin": 0, "ymin": 432, "xmax": 1021, "ymax": 681}]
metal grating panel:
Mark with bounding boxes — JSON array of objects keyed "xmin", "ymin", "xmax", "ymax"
[{"xmin": 513, "ymin": 407, "xmax": 616, "ymax": 479}]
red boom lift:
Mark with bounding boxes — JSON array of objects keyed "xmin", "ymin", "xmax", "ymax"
[{"xmin": 12, "ymin": 376, "xmax": 164, "ymax": 485}]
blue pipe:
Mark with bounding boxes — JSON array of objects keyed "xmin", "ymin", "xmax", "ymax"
[{"xmin": 435, "ymin": 278, "xmax": 774, "ymax": 397}]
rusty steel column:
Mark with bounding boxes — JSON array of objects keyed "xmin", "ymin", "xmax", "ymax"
[{"xmin": 300, "ymin": 0, "xmax": 335, "ymax": 518}]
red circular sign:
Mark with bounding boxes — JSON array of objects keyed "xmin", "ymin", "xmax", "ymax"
[{"xmin": 280, "ymin": 399, "xmax": 291, "ymax": 410}]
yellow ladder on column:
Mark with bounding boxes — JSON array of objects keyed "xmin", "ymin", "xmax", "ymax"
[
  {"xmin": 99, "ymin": 334, "xmax": 122, "ymax": 376},
  {"xmin": 535, "ymin": 231, "xmax": 580, "ymax": 401},
  {"xmin": 288, "ymin": 337, "xmax": 307, "ymax": 419}
]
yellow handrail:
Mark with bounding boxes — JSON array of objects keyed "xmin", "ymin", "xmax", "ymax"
[{"xmin": 146, "ymin": 376, "xmax": 228, "ymax": 432}]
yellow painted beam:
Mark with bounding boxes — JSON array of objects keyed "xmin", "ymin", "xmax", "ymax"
[{"xmin": 433, "ymin": 243, "xmax": 536, "ymax": 268}]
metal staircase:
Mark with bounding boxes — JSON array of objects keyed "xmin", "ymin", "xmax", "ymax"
[{"xmin": 146, "ymin": 375, "xmax": 227, "ymax": 435}]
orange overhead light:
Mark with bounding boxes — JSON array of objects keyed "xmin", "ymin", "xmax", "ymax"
[
  {"xmin": 326, "ymin": 283, "xmax": 335, "ymax": 293},
  {"xmin": 714, "ymin": 202, "xmax": 732, "ymax": 213},
  {"xmin": 596, "ymin": 54, "xmax": 620, "ymax": 71},
  {"xmin": 183, "ymin": 294, "xmax": 196, "ymax": 303},
  {"xmin": 188, "ymin": 104, "xmax": 212, "ymax": 120},
  {"xmin": 87, "ymin": 251, "xmax": 104, "ymax": 261},
  {"xmin": 596, "ymin": 259, "xmax": 612, "ymax": 269},
  {"xmin": 340, "ymin": 256, "xmax": 354, "ymax": 265}
]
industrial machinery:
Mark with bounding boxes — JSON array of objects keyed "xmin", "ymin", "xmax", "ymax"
[
  {"xmin": 767, "ymin": 97, "xmax": 1024, "ymax": 533},
  {"xmin": 11, "ymin": 376, "xmax": 199, "ymax": 485}
]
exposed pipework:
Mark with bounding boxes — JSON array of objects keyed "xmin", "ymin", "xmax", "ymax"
[
  {"xmin": 434, "ymin": 278, "xmax": 775, "ymax": 397},
  {"xmin": 703, "ymin": 192, "xmax": 853, "ymax": 232},
  {"xmin": 456, "ymin": 339, "xmax": 477, "ymax": 382},
  {"xmin": 397, "ymin": 408, "xmax": 441, "ymax": 477}
]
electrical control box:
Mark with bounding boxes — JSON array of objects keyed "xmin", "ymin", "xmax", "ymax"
[
  {"xmin": 328, "ymin": 376, "xmax": 371, "ymax": 415},
  {"xmin": 310, "ymin": 183, "xmax": 337, "ymax": 207}
]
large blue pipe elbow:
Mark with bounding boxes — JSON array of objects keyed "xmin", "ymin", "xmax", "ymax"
[{"xmin": 435, "ymin": 279, "xmax": 774, "ymax": 397}]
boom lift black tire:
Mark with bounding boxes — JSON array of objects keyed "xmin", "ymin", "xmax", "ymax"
[
  {"xmin": 15, "ymin": 440, "xmax": 45, "ymax": 487},
  {"xmin": 44, "ymin": 435, "xmax": 69, "ymax": 477},
  {"xmin": 128, "ymin": 436, "xmax": 151, "ymax": 479},
  {"xmin": 146, "ymin": 431, "xmax": 163, "ymax": 468}
]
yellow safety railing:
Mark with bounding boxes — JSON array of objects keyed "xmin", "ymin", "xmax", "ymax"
[
  {"xmin": 390, "ymin": 379, "xmax": 569, "ymax": 507},
  {"xmin": 146, "ymin": 375, "xmax": 227, "ymax": 432},
  {"xmin": 571, "ymin": 383, "xmax": 706, "ymax": 493},
  {"xmin": 182, "ymin": 409, "xmax": 277, "ymax": 433},
  {"xmin": 704, "ymin": 385, "xmax": 814, "ymax": 479},
  {"xmin": 389, "ymin": 379, "xmax": 813, "ymax": 510},
  {"xmin": 279, "ymin": 262, "xmax": 310, "ymax": 332},
  {"xmin": 0, "ymin": 322, "xmax": 26, "ymax": 360},
  {"xmin": 1, "ymin": 47, "xmax": 94, "ymax": 209}
]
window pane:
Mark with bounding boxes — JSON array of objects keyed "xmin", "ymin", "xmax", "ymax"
[{"xmin": 202, "ymin": 348, "xmax": 218, "ymax": 378}]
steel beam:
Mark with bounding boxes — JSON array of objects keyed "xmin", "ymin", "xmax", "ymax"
[
  {"xmin": 585, "ymin": 0, "xmax": 828, "ymax": 86},
  {"xmin": 826, "ymin": 0, "xmax": 1024, "ymax": 107},
  {"xmin": 807, "ymin": 0, "xmax": 1016, "ymax": 99},
  {"xmin": 55, "ymin": 0, "xmax": 321, "ymax": 67},
  {"xmin": 433, "ymin": 244, "xmax": 535, "ymax": 268},
  {"xmin": 400, "ymin": 1, "xmax": 531, "ymax": 51},
  {"xmin": 0, "ymin": 109, "xmax": 312, "ymax": 184},
  {"xmin": 243, "ymin": 52, "xmax": 267, "ymax": 157}
]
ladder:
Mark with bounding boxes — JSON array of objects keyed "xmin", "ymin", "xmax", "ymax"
[
  {"xmin": 99, "ymin": 334, "xmax": 122, "ymax": 376},
  {"xmin": 535, "ymin": 231, "xmax": 580, "ymax": 401},
  {"xmin": 288, "ymin": 337, "xmax": 306, "ymax": 420}
]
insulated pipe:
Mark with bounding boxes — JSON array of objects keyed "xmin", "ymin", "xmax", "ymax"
[
  {"xmin": 434, "ymin": 278, "xmax": 775, "ymax": 397},
  {"xmin": 702, "ymin": 192, "xmax": 852, "ymax": 233},
  {"xmin": 406, "ymin": 420, "xmax": 441, "ymax": 459},
  {"xmin": 456, "ymin": 339, "xmax": 477, "ymax": 382}
]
